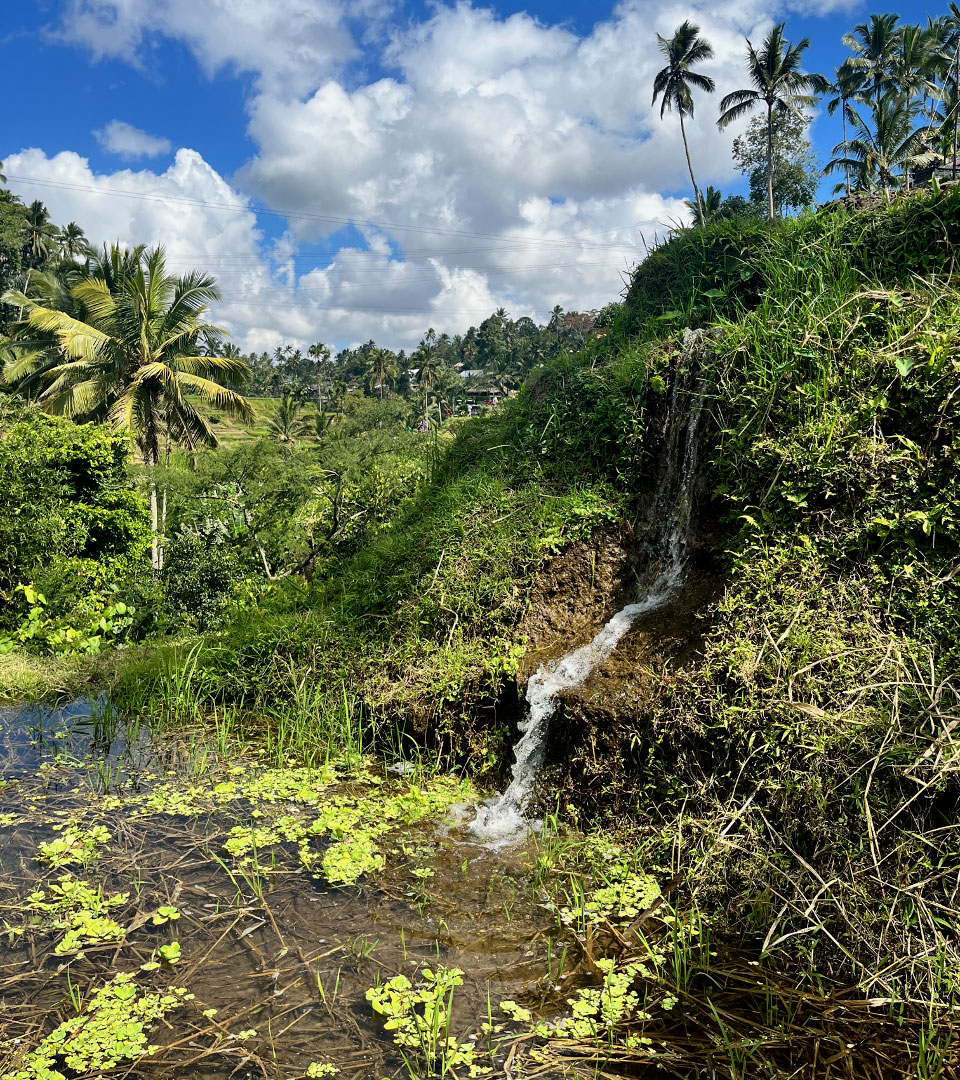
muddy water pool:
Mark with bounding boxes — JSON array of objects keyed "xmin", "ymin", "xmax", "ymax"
[
  {"xmin": 0, "ymin": 701, "xmax": 949, "ymax": 1080},
  {"xmin": 0, "ymin": 700, "xmax": 611, "ymax": 1080}
]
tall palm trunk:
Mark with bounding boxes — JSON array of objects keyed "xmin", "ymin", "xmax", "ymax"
[
  {"xmin": 678, "ymin": 111, "xmax": 704, "ymax": 218},
  {"xmin": 145, "ymin": 448, "xmax": 163, "ymax": 572},
  {"xmin": 766, "ymin": 99, "xmax": 776, "ymax": 221},
  {"xmin": 841, "ymin": 99, "xmax": 851, "ymax": 197},
  {"xmin": 954, "ymin": 48, "xmax": 959, "ymax": 179}
]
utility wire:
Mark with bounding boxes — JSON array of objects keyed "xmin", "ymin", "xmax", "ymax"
[{"xmin": 6, "ymin": 173, "xmax": 646, "ymax": 252}]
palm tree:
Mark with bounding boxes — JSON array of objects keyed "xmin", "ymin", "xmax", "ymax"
[
  {"xmin": 84, "ymin": 242, "xmax": 148, "ymax": 293},
  {"xmin": 2, "ymin": 246, "xmax": 252, "ymax": 568},
  {"xmin": 267, "ymin": 391, "xmax": 309, "ymax": 443},
  {"xmin": 57, "ymin": 222, "xmax": 90, "ymax": 261},
  {"xmin": 843, "ymin": 14, "xmax": 903, "ymax": 103},
  {"xmin": 940, "ymin": 3, "xmax": 960, "ymax": 176},
  {"xmin": 308, "ymin": 340, "xmax": 331, "ymax": 412},
  {"xmin": 23, "ymin": 201, "xmax": 58, "ymax": 266},
  {"xmin": 894, "ymin": 23, "xmax": 944, "ymax": 103},
  {"xmin": 718, "ymin": 24, "xmax": 824, "ymax": 221},
  {"xmin": 893, "ymin": 24, "xmax": 947, "ymax": 189},
  {"xmin": 413, "ymin": 328, "xmax": 444, "ymax": 426},
  {"xmin": 826, "ymin": 93, "xmax": 933, "ymax": 200},
  {"xmin": 684, "ymin": 184, "xmax": 723, "ymax": 224},
  {"xmin": 364, "ymin": 347, "xmax": 397, "ymax": 400},
  {"xmin": 652, "ymin": 21, "xmax": 716, "ymax": 217},
  {"xmin": 826, "ymin": 61, "xmax": 867, "ymax": 198}
]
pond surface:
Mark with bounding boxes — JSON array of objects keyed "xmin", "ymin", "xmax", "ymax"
[
  {"xmin": 0, "ymin": 700, "xmax": 591, "ymax": 1080},
  {"xmin": 0, "ymin": 700, "xmax": 948, "ymax": 1080}
]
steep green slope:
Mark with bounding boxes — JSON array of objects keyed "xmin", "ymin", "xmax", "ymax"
[{"xmin": 121, "ymin": 188, "xmax": 960, "ymax": 993}]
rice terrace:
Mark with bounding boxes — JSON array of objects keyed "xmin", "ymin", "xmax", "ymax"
[{"xmin": 2, "ymin": 2, "xmax": 960, "ymax": 1078}]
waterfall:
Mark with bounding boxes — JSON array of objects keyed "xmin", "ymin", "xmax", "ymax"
[{"xmin": 470, "ymin": 343, "xmax": 705, "ymax": 844}]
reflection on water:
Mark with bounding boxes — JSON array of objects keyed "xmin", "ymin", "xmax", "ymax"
[{"xmin": 0, "ymin": 695, "xmax": 145, "ymax": 774}]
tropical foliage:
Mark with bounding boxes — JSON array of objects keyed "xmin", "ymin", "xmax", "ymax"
[{"xmin": 717, "ymin": 24, "xmax": 823, "ymax": 221}]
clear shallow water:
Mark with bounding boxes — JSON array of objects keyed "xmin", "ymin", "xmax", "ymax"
[
  {"xmin": 0, "ymin": 699, "xmax": 571, "ymax": 1080},
  {"xmin": 0, "ymin": 695, "xmax": 171, "ymax": 778},
  {"xmin": 0, "ymin": 701, "xmax": 936, "ymax": 1080}
]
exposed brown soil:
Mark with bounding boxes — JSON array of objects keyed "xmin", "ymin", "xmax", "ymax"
[
  {"xmin": 519, "ymin": 525, "xmax": 723, "ymax": 817},
  {"xmin": 518, "ymin": 527, "xmax": 639, "ymax": 679}
]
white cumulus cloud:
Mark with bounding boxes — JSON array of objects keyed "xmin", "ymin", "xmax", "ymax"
[
  {"xmin": 54, "ymin": 0, "xmax": 375, "ymax": 96},
  {"xmin": 22, "ymin": 0, "xmax": 843, "ymax": 352},
  {"xmin": 94, "ymin": 120, "xmax": 172, "ymax": 159}
]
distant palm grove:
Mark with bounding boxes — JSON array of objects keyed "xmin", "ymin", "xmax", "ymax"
[{"xmin": 655, "ymin": 7, "xmax": 960, "ymax": 219}]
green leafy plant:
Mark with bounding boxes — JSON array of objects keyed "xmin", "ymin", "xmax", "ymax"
[
  {"xmin": 3, "ymin": 973, "xmax": 188, "ymax": 1080},
  {"xmin": 157, "ymin": 941, "xmax": 181, "ymax": 965},
  {"xmin": 0, "ymin": 584, "xmax": 135, "ymax": 657},
  {"xmin": 367, "ymin": 966, "xmax": 481, "ymax": 1077},
  {"xmin": 36, "ymin": 826, "xmax": 110, "ymax": 869}
]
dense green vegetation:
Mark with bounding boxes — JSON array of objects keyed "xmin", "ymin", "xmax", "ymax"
[
  {"xmin": 73, "ymin": 185, "xmax": 955, "ymax": 1009},
  {"xmin": 0, "ymin": 402, "xmax": 150, "ymax": 652},
  {"xmin": 5, "ymin": 5, "xmax": 960, "ymax": 1031}
]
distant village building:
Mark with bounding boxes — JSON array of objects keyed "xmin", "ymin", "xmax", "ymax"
[
  {"xmin": 911, "ymin": 154, "xmax": 960, "ymax": 188},
  {"xmin": 464, "ymin": 386, "xmax": 501, "ymax": 414}
]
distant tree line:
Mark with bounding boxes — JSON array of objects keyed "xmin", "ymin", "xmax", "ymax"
[{"xmin": 203, "ymin": 303, "xmax": 620, "ymax": 426}]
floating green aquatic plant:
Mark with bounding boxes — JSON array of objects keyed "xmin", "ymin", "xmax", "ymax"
[
  {"xmin": 36, "ymin": 825, "xmax": 110, "ymax": 869},
  {"xmin": 3, "ymin": 973, "xmax": 188, "ymax": 1080},
  {"xmin": 134, "ymin": 763, "xmax": 344, "ymax": 818},
  {"xmin": 320, "ymin": 833, "xmax": 384, "ymax": 885},
  {"xmin": 151, "ymin": 905, "xmax": 180, "ymax": 926},
  {"xmin": 548, "ymin": 959, "xmax": 651, "ymax": 1039},
  {"xmin": 157, "ymin": 941, "xmax": 181, "ymax": 964},
  {"xmin": 305, "ymin": 1062, "xmax": 339, "ymax": 1077},
  {"xmin": 220, "ymin": 774, "xmax": 471, "ymax": 885},
  {"xmin": 14, "ymin": 875, "xmax": 128, "ymax": 956},
  {"xmin": 557, "ymin": 841, "xmax": 660, "ymax": 927},
  {"xmin": 367, "ymin": 966, "xmax": 483, "ymax": 1077}
]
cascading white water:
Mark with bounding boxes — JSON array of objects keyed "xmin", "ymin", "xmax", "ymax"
[{"xmin": 470, "ymin": 351, "xmax": 704, "ymax": 844}]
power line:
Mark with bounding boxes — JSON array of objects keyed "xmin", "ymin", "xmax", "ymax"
[{"xmin": 6, "ymin": 172, "xmax": 645, "ymax": 253}]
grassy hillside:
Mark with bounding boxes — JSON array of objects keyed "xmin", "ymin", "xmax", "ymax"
[
  {"xmin": 107, "ymin": 186, "xmax": 960, "ymax": 998},
  {"xmin": 193, "ymin": 395, "xmax": 312, "ymax": 445}
]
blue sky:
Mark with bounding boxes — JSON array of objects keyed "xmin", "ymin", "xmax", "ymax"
[{"xmin": 1, "ymin": 0, "xmax": 935, "ymax": 351}]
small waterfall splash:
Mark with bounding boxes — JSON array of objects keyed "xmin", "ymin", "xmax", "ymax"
[{"xmin": 470, "ymin": 350, "xmax": 705, "ymax": 844}]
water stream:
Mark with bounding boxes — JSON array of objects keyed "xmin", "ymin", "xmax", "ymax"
[{"xmin": 471, "ymin": 361, "xmax": 704, "ymax": 843}]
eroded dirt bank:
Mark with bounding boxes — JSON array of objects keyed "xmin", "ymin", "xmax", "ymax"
[{"xmin": 516, "ymin": 516, "xmax": 724, "ymax": 818}]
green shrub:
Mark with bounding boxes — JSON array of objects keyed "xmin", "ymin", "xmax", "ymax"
[{"xmin": 0, "ymin": 402, "xmax": 150, "ymax": 644}]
